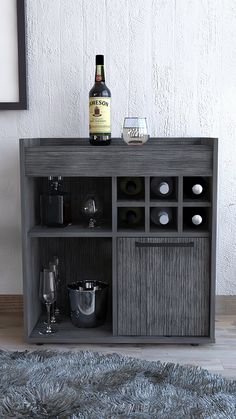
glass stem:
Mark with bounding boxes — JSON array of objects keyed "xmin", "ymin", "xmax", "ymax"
[
  {"xmin": 46, "ymin": 303, "xmax": 51, "ymax": 330},
  {"xmin": 51, "ymin": 302, "xmax": 56, "ymax": 321}
]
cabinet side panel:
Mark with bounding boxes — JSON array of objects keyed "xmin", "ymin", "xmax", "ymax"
[
  {"xmin": 19, "ymin": 143, "xmax": 41, "ymax": 336},
  {"xmin": 210, "ymin": 140, "xmax": 218, "ymax": 340}
]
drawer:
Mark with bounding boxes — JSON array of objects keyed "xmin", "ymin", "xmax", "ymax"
[{"xmin": 24, "ymin": 144, "xmax": 213, "ymax": 177}]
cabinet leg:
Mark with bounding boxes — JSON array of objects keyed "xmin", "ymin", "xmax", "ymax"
[
  {"xmin": 36, "ymin": 343, "xmax": 44, "ymax": 346},
  {"xmin": 191, "ymin": 343, "xmax": 199, "ymax": 346}
]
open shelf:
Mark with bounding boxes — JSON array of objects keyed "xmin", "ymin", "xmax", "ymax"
[
  {"xmin": 30, "ymin": 316, "xmax": 113, "ymax": 343},
  {"xmin": 34, "ymin": 177, "xmax": 112, "ymax": 228},
  {"xmin": 28, "ymin": 316, "xmax": 213, "ymax": 344},
  {"xmin": 29, "ymin": 223, "xmax": 112, "ymax": 237},
  {"xmin": 31, "ymin": 237, "xmax": 113, "ymax": 327}
]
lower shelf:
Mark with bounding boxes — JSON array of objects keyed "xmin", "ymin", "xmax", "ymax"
[{"xmin": 28, "ymin": 316, "xmax": 214, "ymax": 344}]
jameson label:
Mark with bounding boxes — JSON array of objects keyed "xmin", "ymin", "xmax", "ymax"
[{"xmin": 89, "ymin": 97, "xmax": 111, "ymax": 134}]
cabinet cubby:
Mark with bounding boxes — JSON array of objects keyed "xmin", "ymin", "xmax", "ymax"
[
  {"xmin": 150, "ymin": 207, "xmax": 178, "ymax": 232},
  {"xmin": 117, "ymin": 207, "xmax": 145, "ymax": 232},
  {"xmin": 38, "ymin": 237, "xmax": 112, "ymax": 317},
  {"xmin": 150, "ymin": 176, "xmax": 178, "ymax": 201},
  {"xmin": 20, "ymin": 137, "xmax": 217, "ymax": 344},
  {"xmin": 183, "ymin": 176, "xmax": 212, "ymax": 202},
  {"xmin": 117, "ymin": 176, "xmax": 145, "ymax": 201},
  {"xmin": 183, "ymin": 207, "xmax": 211, "ymax": 232},
  {"xmin": 32, "ymin": 176, "xmax": 112, "ymax": 233}
]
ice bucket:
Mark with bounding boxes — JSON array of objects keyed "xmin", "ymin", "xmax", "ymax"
[{"xmin": 67, "ymin": 280, "xmax": 109, "ymax": 328}]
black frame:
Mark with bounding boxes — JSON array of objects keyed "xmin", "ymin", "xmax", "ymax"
[{"xmin": 0, "ymin": 0, "xmax": 27, "ymax": 110}]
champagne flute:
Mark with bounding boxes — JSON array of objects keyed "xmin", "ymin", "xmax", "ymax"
[
  {"xmin": 39, "ymin": 269, "xmax": 57, "ymax": 335},
  {"xmin": 50, "ymin": 256, "xmax": 60, "ymax": 316},
  {"xmin": 49, "ymin": 261, "xmax": 59, "ymax": 320}
]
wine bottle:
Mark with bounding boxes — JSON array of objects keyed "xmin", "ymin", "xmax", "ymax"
[
  {"xmin": 119, "ymin": 177, "xmax": 143, "ymax": 197},
  {"xmin": 119, "ymin": 207, "xmax": 143, "ymax": 227},
  {"xmin": 150, "ymin": 177, "xmax": 174, "ymax": 198},
  {"xmin": 150, "ymin": 207, "xmax": 172, "ymax": 226},
  {"xmin": 184, "ymin": 208, "xmax": 207, "ymax": 228},
  {"xmin": 89, "ymin": 55, "xmax": 111, "ymax": 145},
  {"xmin": 184, "ymin": 177, "xmax": 207, "ymax": 199}
]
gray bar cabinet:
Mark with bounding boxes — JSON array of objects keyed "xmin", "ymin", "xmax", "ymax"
[{"xmin": 19, "ymin": 137, "xmax": 218, "ymax": 344}]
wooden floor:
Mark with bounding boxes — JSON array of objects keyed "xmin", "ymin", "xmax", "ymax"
[{"xmin": 0, "ymin": 313, "xmax": 236, "ymax": 380}]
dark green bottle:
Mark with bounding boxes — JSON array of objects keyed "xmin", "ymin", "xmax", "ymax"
[{"xmin": 89, "ymin": 55, "xmax": 111, "ymax": 145}]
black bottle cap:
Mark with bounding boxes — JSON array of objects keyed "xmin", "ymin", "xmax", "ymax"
[{"xmin": 96, "ymin": 55, "xmax": 104, "ymax": 65}]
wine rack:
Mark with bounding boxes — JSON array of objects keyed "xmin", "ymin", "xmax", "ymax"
[{"xmin": 20, "ymin": 137, "xmax": 217, "ymax": 344}]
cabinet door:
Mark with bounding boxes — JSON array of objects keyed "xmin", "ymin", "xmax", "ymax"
[
  {"xmin": 117, "ymin": 238, "xmax": 210, "ymax": 337},
  {"xmin": 117, "ymin": 237, "xmax": 147, "ymax": 335}
]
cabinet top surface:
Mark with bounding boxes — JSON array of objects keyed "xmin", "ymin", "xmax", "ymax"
[{"xmin": 20, "ymin": 137, "xmax": 217, "ymax": 149}]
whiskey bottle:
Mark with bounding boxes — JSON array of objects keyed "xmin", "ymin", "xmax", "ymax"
[{"xmin": 89, "ymin": 55, "xmax": 111, "ymax": 145}]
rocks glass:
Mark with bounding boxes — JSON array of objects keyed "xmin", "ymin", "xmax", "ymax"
[{"xmin": 122, "ymin": 117, "xmax": 149, "ymax": 145}]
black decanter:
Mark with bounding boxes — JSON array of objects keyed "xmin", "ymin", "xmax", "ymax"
[{"xmin": 40, "ymin": 177, "xmax": 71, "ymax": 227}]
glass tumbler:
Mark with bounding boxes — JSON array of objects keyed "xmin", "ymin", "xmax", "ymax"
[{"xmin": 122, "ymin": 117, "xmax": 149, "ymax": 145}]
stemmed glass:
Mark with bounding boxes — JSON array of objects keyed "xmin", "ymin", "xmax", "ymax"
[
  {"xmin": 81, "ymin": 193, "xmax": 103, "ymax": 228},
  {"xmin": 122, "ymin": 117, "xmax": 149, "ymax": 145},
  {"xmin": 49, "ymin": 256, "xmax": 60, "ymax": 317},
  {"xmin": 39, "ymin": 269, "xmax": 57, "ymax": 335}
]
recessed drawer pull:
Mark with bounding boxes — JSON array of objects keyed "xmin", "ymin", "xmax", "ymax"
[{"xmin": 135, "ymin": 242, "xmax": 194, "ymax": 248}]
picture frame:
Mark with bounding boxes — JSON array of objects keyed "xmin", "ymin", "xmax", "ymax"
[{"xmin": 0, "ymin": 0, "xmax": 27, "ymax": 110}]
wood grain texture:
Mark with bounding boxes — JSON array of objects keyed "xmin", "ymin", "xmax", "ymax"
[
  {"xmin": 0, "ymin": 295, "xmax": 23, "ymax": 313},
  {"xmin": 117, "ymin": 237, "xmax": 210, "ymax": 337},
  {"xmin": 24, "ymin": 139, "xmax": 213, "ymax": 177}
]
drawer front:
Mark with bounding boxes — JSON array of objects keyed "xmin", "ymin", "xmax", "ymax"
[
  {"xmin": 24, "ymin": 145, "xmax": 213, "ymax": 177},
  {"xmin": 117, "ymin": 237, "xmax": 210, "ymax": 337}
]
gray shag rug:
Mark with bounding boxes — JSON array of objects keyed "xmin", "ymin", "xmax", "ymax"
[{"xmin": 0, "ymin": 350, "xmax": 236, "ymax": 418}]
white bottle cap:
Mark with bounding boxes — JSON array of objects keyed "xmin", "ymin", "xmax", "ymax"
[
  {"xmin": 159, "ymin": 182, "xmax": 170, "ymax": 195},
  {"xmin": 192, "ymin": 184, "xmax": 203, "ymax": 195},
  {"xmin": 192, "ymin": 214, "xmax": 203, "ymax": 225},
  {"xmin": 159, "ymin": 212, "xmax": 169, "ymax": 225}
]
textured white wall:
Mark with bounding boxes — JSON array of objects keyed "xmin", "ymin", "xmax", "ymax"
[{"xmin": 0, "ymin": 0, "xmax": 235, "ymax": 294}]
